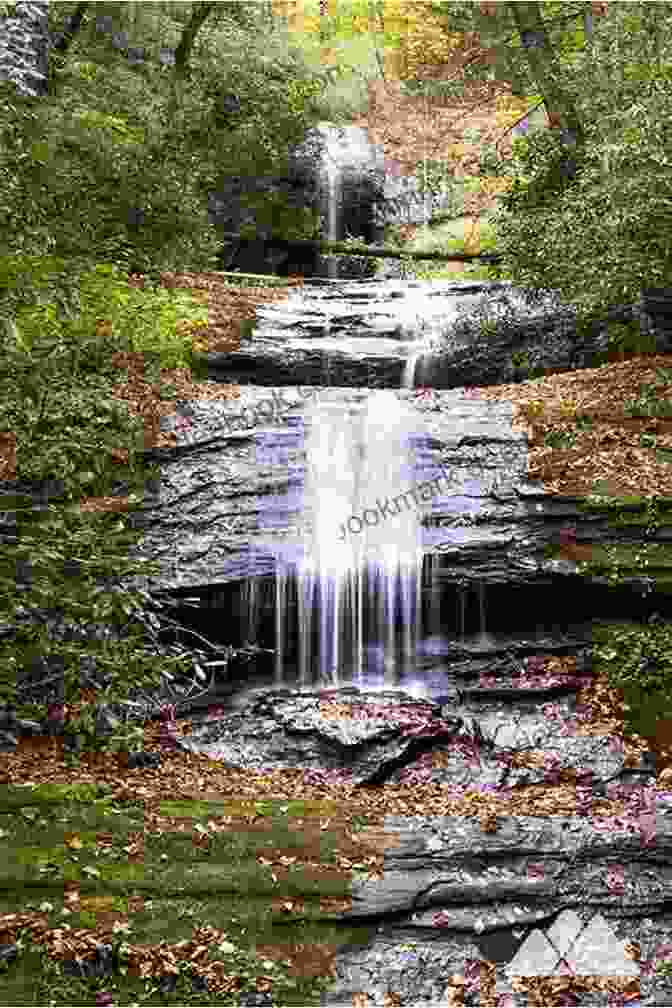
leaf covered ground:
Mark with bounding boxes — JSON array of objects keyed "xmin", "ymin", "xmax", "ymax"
[{"xmin": 0, "ymin": 654, "xmax": 667, "ymax": 1005}]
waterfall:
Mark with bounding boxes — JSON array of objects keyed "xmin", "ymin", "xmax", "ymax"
[
  {"xmin": 313, "ymin": 121, "xmax": 382, "ymax": 280},
  {"xmin": 473, "ymin": 579, "xmax": 495, "ymax": 646},
  {"xmin": 325, "ymin": 160, "xmax": 340, "ymax": 280},
  {"xmin": 397, "ymin": 294, "xmax": 466, "ymax": 391},
  {"xmin": 242, "ymin": 578, "xmax": 259, "ymax": 644},
  {"xmin": 402, "ymin": 349, "xmax": 424, "ymax": 390},
  {"xmin": 280, "ymin": 390, "xmax": 424, "ymax": 689}
]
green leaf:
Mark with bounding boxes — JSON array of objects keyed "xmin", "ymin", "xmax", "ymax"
[{"xmin": 29, "ymin": 141, "xmax": 50, "ymax": 164}]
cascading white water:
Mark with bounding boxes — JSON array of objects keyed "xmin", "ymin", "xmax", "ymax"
[
  {"xmin": 242, "ymin": 577, "xmax": 259, "ymax": 645},
  {"xmin": 472, "ymin": 579, "xmax": 495, "ymax": 645},
  {"xmin": 315, "ymin": 121, "xmax": 381, "ymax": 281},
  {"xmin": 325, "ymin": 161, "xmax": 340, "ymax": 280},
  {"xmin": 284, "ymin": 390, "xmax": 424, "ymax": 689},
  {"xmin": 402, "ymin": 349, "xmax": 424, "ymax": 390}
]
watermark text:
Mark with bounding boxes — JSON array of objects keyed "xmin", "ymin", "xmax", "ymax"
[{"xmin": 337, "ymin": 467, "xmax": 451, "ymax": 541}]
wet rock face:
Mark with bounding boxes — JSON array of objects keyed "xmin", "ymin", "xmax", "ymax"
[
  {"xmin": 198, "ymin": 279, "xmax": 525, "ymax": 388},
  {"xmin": 110, "ymin": 384, "xmax": 531, "ymax": 595},
  {"xmin": 175, "ymin": 660, "xmax": 640, "ymax": 799},
  {"xmin": 0, "ymin": 1, "xmax": 51, "ymax": 98},
  {"xmin": 200, "ymin": 279, "xmax": 656, "ymax": 390},
  {"xmin": 107, "ymin": 384, "xmax": 671, "ymax": 604},
  {"xmin": 425, "ymin": 296, "xmax": 660, "ymax": 390},
  {"xmin": 179, "ymin": 685, "xmax": 488, "ymax": 787}
]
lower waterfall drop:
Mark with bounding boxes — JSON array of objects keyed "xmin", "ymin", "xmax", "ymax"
[{"xmin": 281, "ymin": 390, "xmax": 425, "ymax": 691}]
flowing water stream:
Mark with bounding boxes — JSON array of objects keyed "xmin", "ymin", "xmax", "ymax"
[
  {"xmin": 234, "ymin": 294, "xmax": 508, "ymax": 707},
  {"xmin": 246, "ymin": 122, "xmax": 545, "ymax": 701},
  {"xmin": 248, "ymin": 118, "xmax": 505, "ymax": 699},
  {"xmin": 121, "ymin": 125, "xmax": 672, "ymax": 1006},
  {"xmin": 282, "ymin": 388, "xmax": 424, "ymax": 689},
  {"xmin": 132, "ymin": 122, "xmax": 663, "ymax": 710},
  {"xmin": 188, "ymin": 134, "xmax": 594, "ymax": 707}
]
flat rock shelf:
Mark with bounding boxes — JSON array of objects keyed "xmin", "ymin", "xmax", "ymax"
[{"xmin": 175, "ymin": 684, "xmax": 669, "ymax": 1007}]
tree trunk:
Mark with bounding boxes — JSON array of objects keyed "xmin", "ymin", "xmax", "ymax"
[
  {"xmin": 166, "ymin": 2, "xmax": 217, "ymax": 127},
  {"xmin": 51, "ymin": 2, "xmax": 89, "ymax": 54},
  {"xmin": 173, "ymin": 1, "xmax": 216, "ymax": 79},
  {"xmin": 216, "ymin": 231, "xmax": 503, "ymax": 264},
  {"xmin": 507, "ymin": 2, "xmax": 584, "ymax": 168}
]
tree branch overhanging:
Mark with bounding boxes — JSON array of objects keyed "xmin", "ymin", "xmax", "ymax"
[
  {"xmin": 51, "ymin": 2, "xmax": 89, "ymax": 54},
  {"xmin": 173, "ymin": 1, "xmax": 217, "ymax": 79}
]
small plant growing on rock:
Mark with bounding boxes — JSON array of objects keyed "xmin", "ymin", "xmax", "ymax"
[
  {"xmin": 544, "ymin": 429, "xmax": 575, "ymax": 449},
  {"xmin": 478, "ymin": 319, "xmax": 499, "ymax": 339},
  {"xmin": 102, "ymin": 722, "xmax": 146, "ymax": 756},
  {"xmin": 511, "ymin": 350, "xmax": 530, "ymax": 369},
  {"xmin": 624, "ymin": 384, "xmax": 672, "ymax": 419},
  {"xmin": 604, "ymin": 320, "xmax": 658, "ymax": 362},
  {"xmin": 593, "ymin": 620, "xmax": 672, "ymax": 742}
]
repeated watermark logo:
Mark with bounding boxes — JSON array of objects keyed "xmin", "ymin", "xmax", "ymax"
[
  {"xmin": 225, "ymin": 387, "xmax": 436, "ymax": 433},
  {"xmin": 221, "ymin": 384, "xmax": 484, "ymax": 434},
  {"xmin": 499, "ymin": 909, "xmax": 640, "ymax": 1001},
  {"xmin": 336, "ymin": 467, "xmax": 451, "ymax": 541},
  {"xmin": 221, "ymin": 386, "xmax": 320, "ymax": 433}
]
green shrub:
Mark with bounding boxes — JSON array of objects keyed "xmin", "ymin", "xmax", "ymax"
[
  {"xmin": 606, "ymin": 320, "xmax": 658, "ymax": 357},
  {"xmin": 544, "ymin": 430, "xmax": 575, "ymax": 449},
  {"xmin": 480, "ymin": 4, "xmax": 672, "ymax": 328},
  {"xmin": 593, "ymin": 620, "xmax": 672, "ymax": 738},
  {"xmin": 624, "ymin": 366, "xmax": 672, "ymax": 418},
  {"xmin": 1, "ymin": 255, "xmax": 209, "ymax": 372},
  {"xmin": 413, "ymin": 158, "xmax": 455, "ymax": 196},
  {"xmin": 0, "ymin": 500, "xmax": 194, "ymax": 719},
  {"xmin": 74, "ymin": 262, "xmax": 210, "ymax": 371},
  {"xmin": 0, "ymin": 0, "xmax": 336, "ymax": 279},
  {"xmin": 0, "ymin": 254, "xmax": 215, "ymax": 725},
  {"xmin": 0, "ymin": 257, "xmax": 209, "ymax": 498}
]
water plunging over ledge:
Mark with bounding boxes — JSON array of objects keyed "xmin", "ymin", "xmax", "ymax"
[
  {"xmin": 200, "ymin": 277, "xmax": 585, "ymax": 390},
  {"xmin": 278, "ymin": 388, "xmax": 424, "ymax": 691},
  {"xmin": 119, "ymin": 272, "xmax": 670, "ymax": 713},
  {"xmin": 324, "ymin": 158, "xmax": 340, "ymax": 281}
]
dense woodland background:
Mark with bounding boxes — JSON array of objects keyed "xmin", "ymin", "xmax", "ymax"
[
  {"xmin": 1, "ymin": 10, "xmax": 672, "ymax": 1005},
  {"xmin": 2, "ymin": 0, "xmax": 672, "ymax": 736}
]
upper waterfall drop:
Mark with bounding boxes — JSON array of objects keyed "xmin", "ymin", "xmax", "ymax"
[
  {"xmin": 402, "ymin": 348, "xmax": 425, "ymax": 390},
  {"xmin": 312, "ymin": 122, "xmax": 386, "ymax": 279},
  {"xmin": 325, "ymin": 159, "xmax": 341, "ymax": 280}
]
